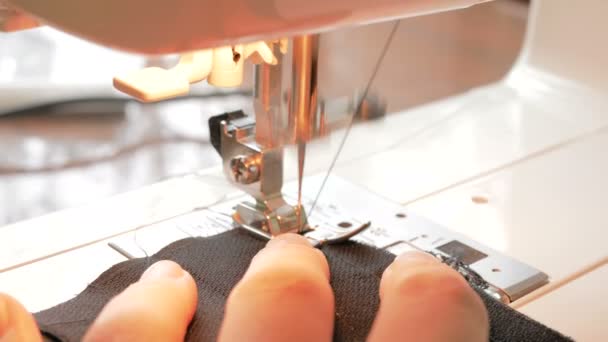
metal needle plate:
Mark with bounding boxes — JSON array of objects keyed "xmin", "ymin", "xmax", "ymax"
[{"xmin": 109, "ymin": 174, "xmax": 548, "ymax": 303}]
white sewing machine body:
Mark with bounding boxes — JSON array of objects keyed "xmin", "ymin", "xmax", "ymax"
[
  {"xmin": 1, "ymin": 0, "xmax": 607, "ymax": 340},
  {"xmin": 6, "ymin": 0, "xmax": 489, "ymax": 53}
]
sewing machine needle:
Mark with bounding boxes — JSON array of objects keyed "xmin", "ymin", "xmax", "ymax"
[{"xmin": 297, "ymin": 142, "xmax": 306, "ymax": 212}]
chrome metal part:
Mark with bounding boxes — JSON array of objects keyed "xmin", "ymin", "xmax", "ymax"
[
  {"xmin": 289, "ymin": 34, "xmax": 320, "ymax": 230},
  {"xmin": 233, "ymin": 199, "xmax": 308, "ymax": 236},
  {"xmin": 253, "ymin": 42, "xmax": 285, "ymax": 148},
  {"xmin": 297, "ymin": 175, "xmax": 549, "ymax": 303},
  {"xmin": 251, "ymin": 35, "xmax": 322, "ymax": 147},
  {"xmin": 429, "ymin": 250, "xmax": 512, "ymax": 303},
  {"xmin": 385, "ymin": 238, "xmax": 512, "ymax": 302},
  {"xmin": 308, "ymin": 221, "xmax": 372, "ymax": 248},
  {"xmin": 213, "ymin": 30, "xmax": 398, "ymax": 240},
  {"xmin": 219, "ymin": 117, "xmax": 307, "ymax": 236},
  {"xmin": 229, "ymin": 155, "xmax": 260, "ymax": 185},
  {"xmin": 215, "ymin": 34, "xmax": 324, "ymax": 237},
  {"xmin": 110, "ymin": 174, "xmax": 549, "ymax": 304},
  {"xmin": 290, "ymin": 34, "xmax": 320, "ymax": 144},
  {"xmin": 238, "ymin": 220, "xmax": 372, "ymax": 249}
]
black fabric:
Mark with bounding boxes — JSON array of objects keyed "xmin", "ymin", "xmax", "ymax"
[{"xmin": 35, "ymin": 229, "xmax": 572, "ymax": 341}]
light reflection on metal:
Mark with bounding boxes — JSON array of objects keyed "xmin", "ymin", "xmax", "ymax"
[
  {"xmin": 290, "ymin": 34, "xmax": 320, "ymax": 144},
  {"xmin": 214, "ymin": 33, "xmax": 388, "ymax": 238}
]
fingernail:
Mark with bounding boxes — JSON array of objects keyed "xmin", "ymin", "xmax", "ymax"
[
  {"xmin": 140, "ymin": 260, "xmax": 186, "ymax": 281},
  {"xmin": 266, "ymin": 233, "xmax": 312, "ymax": 249},
  {"xmin": 396, "ymin": 251, "xmax": 438, "ymax": 263}
]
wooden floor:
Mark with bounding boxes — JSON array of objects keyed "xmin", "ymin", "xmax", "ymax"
[{"xmin": 0, "ymin": 0, "xmax": 528, "ymax": 226}]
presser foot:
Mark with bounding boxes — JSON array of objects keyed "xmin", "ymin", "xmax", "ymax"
[
  {"xmin": 236, "ymin": 215, "xmax": 372, "ymax": 248},
  {"xmin": 232, "ymin": 199, "xmax": 371, "ymax": 246},
  {"xmin": 233, "ymin": 198, "xmax": 310, "ymax": 235}
]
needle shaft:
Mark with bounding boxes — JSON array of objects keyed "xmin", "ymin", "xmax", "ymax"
[{"xmin": 297, "ymin": 142, "xmax": 306, "ymax": 209}]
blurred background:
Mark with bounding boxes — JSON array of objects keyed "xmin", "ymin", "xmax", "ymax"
[{"xmin": 0, "ymin": 0, "xmax": 528, "ymax": 226}]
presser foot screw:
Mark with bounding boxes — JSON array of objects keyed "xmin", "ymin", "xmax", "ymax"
[{"xmin": 230, "ymin": 155, "xmax": 260, "ymax": 184}]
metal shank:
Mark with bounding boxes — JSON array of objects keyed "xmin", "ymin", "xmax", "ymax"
[
  {"xmin": 217, "ymin": 36, "xmax": 323, "ymax": 236},
  {"xmin": 290, "ymin": 35, "xmax": 320, "ymax": 144},
  {"xmin": 219, "ymin": 116, "xmax": 307, "ymax": 236}
]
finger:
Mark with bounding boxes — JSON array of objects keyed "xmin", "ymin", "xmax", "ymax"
[
  {"xmin": 3, "ymin": 13, "xmax": 39, "ymax": 31},
  {"xmin": 83, "ymin": 260, "xmax": 197, "ymax": 342},
  {"xmin": 368, "ymin": 251, "xmax": 489, "ymax": 342},
  {"xmin": 0, "ymin": 293, "xmax": 42, "ymax": 342},
  {"xmin": 219, "ymin": 234, "xmax": 334, "ymax": 342},
  {"xmin": 0, "ymin": 4, "xmax": 40, "ymax": 32}
]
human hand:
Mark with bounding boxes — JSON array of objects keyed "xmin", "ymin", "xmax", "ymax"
[
  {"xmin": 0, "ymin": 234, "xmax": 488, "ymax": 341},
  {"xmin": 0, "ymin": 0, "xmax": 38, "ymax": 31}
]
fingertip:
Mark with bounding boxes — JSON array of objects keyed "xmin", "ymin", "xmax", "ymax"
[
  {"xmin": 219, "ymin": 234, "xmax": 334, "ymax": 341},
  {"xmin": 371, "ymin": 252, "xmax": 489, "ymax": 342},
  {"xmin": 0, "ymin": 295, "xmax": 8, "ymax": 335},
  {"xmin": 395, "ymin": 250, "xmax": 439, "ymax": 264},
  {"xmin": 381, "ymin": 251, "xmax": 463, "ymax": 300},
  {"xmin": 0, "ymin": 293, "xmax": 41, "ymax": 342},
  {"xmin": 247, "ymin": 233, "xmax": 329, "ymax": 281},
  {"xmin": 140, "ymin": 260, "xmax": 188, "ymax": 282},
  {"xmin": 84, "ymin": 260, "xmax": 198, "ymax": 342},
  {"xmin": 380, "ymin": 251, "xmax": 439, "ymax": 298},
  {"xmin": 267, "ymin": 233, "xmax": 312, "ymax": 248}
]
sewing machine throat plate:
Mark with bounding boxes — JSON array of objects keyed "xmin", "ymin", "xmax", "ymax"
[{"xmin": 110, "ymin": 174, "xmax": 547, "ymax": 303}]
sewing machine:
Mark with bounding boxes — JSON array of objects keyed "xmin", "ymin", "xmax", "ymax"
[{"xmin": 1, "ymin": 0, "xmax": 607, "ymax": 340}]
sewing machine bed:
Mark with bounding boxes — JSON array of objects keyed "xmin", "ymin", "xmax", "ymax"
[{"xmin": 2, "ymin": 72, "xmax": 608, "ymax": 339}]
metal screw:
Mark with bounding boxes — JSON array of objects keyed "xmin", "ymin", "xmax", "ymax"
[{"xmin": 230, "ymin": 155, "xmax": 260, "ymax": 184}]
